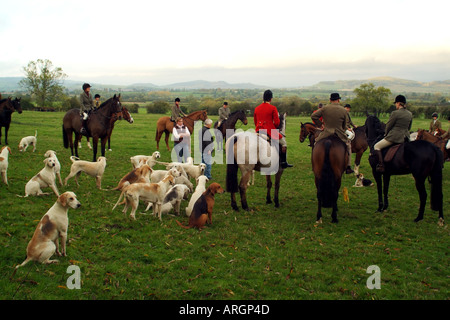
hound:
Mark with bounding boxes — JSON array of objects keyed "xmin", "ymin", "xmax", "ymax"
[
  {"xmin": 0, "ymin": 146, "xmax": 12, "ymax": 185},
  {"xmin": 64, "ymin": 156, "xmax": 107, "ymax": 189},
  {"xmin": 44, "ymin": 150, "xmax": 63, "ymax": 186},
  {"xmin": 24, "ymin": 157, "xmax": 59, "ymax": 197},
  {"xmin": 353, "ymin": 173, "xmax": 374, "ymax": 187},
  {"xmin": 18, "ymin": 130, "xmax": 37, "ymax": 152},
  {"xmin": 176, "ymin": 183, "xmax": 224, "ymax": 231},
  {"xmin": 114, "ymin": 164, "xmax": 152, "ymax": 191},
  {"xmin": 130, "ymin": 151, "xmax": 161, "ymax": 169},
  {"xmin": 15, "ymin": 192, "xmax": 81, "ymax": 269},
  {"xmin": 167, "ymin": 162, "xmax": 206, "ymax": 181},
  {"xmin": 185, "ymin": 175, "xmax": 209, "ymax": 216},
  {"xmin": 160, "ymin": 184, "xmax": 191, "ymax": 216},
  {"xmin": 112, "ymin": 175, "xmax": 175, "ymax": 221}
]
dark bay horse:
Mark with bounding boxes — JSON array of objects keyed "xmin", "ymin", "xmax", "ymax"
[
  {"xmin": 312, "ymin": 135, "xmax": 347, "ymax": 223},
  {"xmin": 214, "ymin": 110, "xmax": 248, "ymax": 150},
  {"xmin": 226, "ymin": 113, "xmax": 286, "ymax": 211},
  {"xmin": 80, "ymin": 106, "xmax": 134, "ymax": 151},
  {"xmin": 63, "ymin": 94, "xmax": 123, "ymax": 161},
  {"xmin": 0, "ymin": 97, "xmax": 22, "ymax": 145},
  {"xmin": 155, "ymin": 110, "xmax": 208, "ymax": 150},
  {"xmin": 299, "ymin": 122, "xmax": 369, "ymax": 174},
  {"xmin": 365, "ymin": 115, "xmax": 444, "ymax": 225},
  {"xmin": 416, "ymin": 129, "xmax": 449, "ymax": 161}
]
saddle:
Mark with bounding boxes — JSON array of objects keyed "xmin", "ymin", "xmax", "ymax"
[{"xmin": 383, "ymin": 144, "xmax": 402, "ymax": 162}]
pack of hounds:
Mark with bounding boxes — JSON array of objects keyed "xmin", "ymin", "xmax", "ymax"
[{"xmin": 3, "ymin": 132, "xmax": 227, "ymax": 270}]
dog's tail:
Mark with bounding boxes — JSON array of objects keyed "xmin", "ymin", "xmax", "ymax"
[
  {"xmin": 176, "ymin": 220, "xmax": 192, "ymax": 229},
  {"xmin": 15, "ymin": 257, "xmax": 32, "ymax": 269},
  {"xmin": 226, "ymin": 136, "xmax": 239, "ymax": 193},
  {"xmin": 63, "ymin": 125, "xmax": 69, "ymax": 149},
  {"xmin": 70, "ymin": 156, "xmax": 80, "ymax": 163},
  {"xmin": 35, "ymin": 130, "xmax": 37, "ymax": 138},
  {"xmin": 112, "ymin": 182, "xmax": 130, "ymax": 210}
]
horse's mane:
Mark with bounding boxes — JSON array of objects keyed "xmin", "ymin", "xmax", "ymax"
[
  {"xmin": 97, "ymin": 97, "xmax": 114, "ymax": 109},
  {"xmin": 229, "ymin": 110, "xmax": 245, "ymax": 116},
  {"xmin": 303, "ymin": 122, "xmax": 316, "ymax": 127},
  {"xmin": 278, "ymin": 113, "xmax": 285, "ymax": 132}
]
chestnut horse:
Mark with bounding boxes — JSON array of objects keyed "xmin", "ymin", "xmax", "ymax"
[
  {"xmin": 299, "ymin": 122, "xmax": 369, "ymax": 174},
  {"xmin": 214, "ymin": 110, "xmax": 248, "ymax": 151},
  {"xmin": 63, "ymin": 94, "xmax": 123, "ymax": 162},
  {"xmin": 0, "ymin": 97, "xmax": 22, "ymax": 145},
  {"xmin": 416, "ymin": 129, "xmax": 449, "ymax": 161},
  {"xmin": 312, "ymin": 135, "xmax": 347, "ymax": 223},
  {"xmin": 365, "ymin": 115, "xmax": 444, "ymax": 225},
  {"xmin": 155, "ymin": 110, "xmax": 208, "ymax": 150},
  {"xmin": 226, "ymin": 113, "xmax": 286, "ymax": 211}
]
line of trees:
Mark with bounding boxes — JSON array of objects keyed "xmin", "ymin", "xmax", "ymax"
[{"xmin": 17, "ymin": 59, "xmax": 450, "ymax": 119}]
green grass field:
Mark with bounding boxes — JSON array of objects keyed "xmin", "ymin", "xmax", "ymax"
[{"xmin": 0, "ymin": 110, "xmax": 448, "ymax": 300}]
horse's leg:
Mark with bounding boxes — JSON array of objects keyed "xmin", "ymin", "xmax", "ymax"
[
  {"xmin": 108, "ymin": 137, "xmax": 111, "ymax": 151},
  {"xmin": 373, "ymin": 171, "xmax": 384, "ymax": 212},
  {"xmin": 273, "ymin": 170, "xmax": 283, "ymax": 208},
  {"xmin": 382, "ymin": 174, "xmax": 390, "ymax": 211},
  {"xmin": 0, "ymin": 126, "xmax": 3, "ymax": 145},
  {"xmin": 354, "ymin": 151, "xmax": 363, "ymax": 175},
  {"xmin": 239, "ymin": 169, "xmax": 252, "ymax": 210},
  {"xmin": 4, "ymin": 124, "xmax": 9, "ymax": 145},
  {"xmin": 230, "ymin": 192, "xmax": 239, "ymax": 211},
  {"xmin": 265, "ymin": 175, "xmax": 272, "ymax": 204},
  {"xmin": 100, "ymin": 137, "xmax": 107, "ymax": 157},
  {"xmin": 92, "ymin": 137, "xmax": 99, "ymax": 162},
  {"xmin": 331, "ymin": 202, "xmax": 339, "ymax": 223},
  {"xmin": 413, "ymin": 177, "xmax": 427, "ymax": 223},
  {"xmin": 164, "ymin": 131, "xmax": 170, "ymax": 151}
]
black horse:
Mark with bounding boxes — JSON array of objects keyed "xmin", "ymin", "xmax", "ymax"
[
  {"xmin": 63, "ymin": 94, "xmax": 123, "ymax": 162},
  {"xmin": 214, "ymin": 110, "xmax": 248, "ymax": 150},
  {"xmin": 365, "ymin": 115, "xmax": 444, "ymax": 225},
  {"xmin": 312, "ymin": 135, "xmax": 347, "ymax": 223},
  {"xmin": 0, "ymin": 97, "xmax": 22, "ymax": 145}
]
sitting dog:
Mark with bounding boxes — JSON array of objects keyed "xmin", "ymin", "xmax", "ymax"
[
  {"xmin": 130, "ymin": 151, "xmax": 161, "ymax": 169},
  {"xmin": 24, "ymin": 157, "xmax": 59, "ymax": 197},
  {"xmin": 0, "ymin": 146, "xmax": 12, "ymax": 185},
  {"xmin": 18, "ymin": 130, "xmax": 37, "ymax": 152},
  {"xmin": 64, "ymin": 156, "xmax": 107, "ymax": 189},
  {"xmin": 44, "ymin": 150, "xmax": 63, "ymax": 186},
  {"xmin": 15, "ymin": 192, "xmax": 81, "ymax": 269},
  {"xmin": 176, "ymin": 182, "xmax": 224, "ymax": 231},
  {"xmin": 113, "ymin": 175, "xmax": 176, "ymax": 221},
  {"xmin": 114, "ymin": 164, "xmax": 153, "ymax": 191},
  {"xmin": 160, "ymin": 184, "xmax": 191, "ymax": 216},
  {"xmin": 185, "ymin": 175, "xmax": 209, "ymax": 216},
  {"xmin": 353, "ymin": 173, "xmax": 374, "ymax": 187}
]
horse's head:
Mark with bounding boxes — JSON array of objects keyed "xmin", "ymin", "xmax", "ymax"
[
  {"xmin": 299, "ymin": 122, "xmax": 309, "ymax": 143},
  {"xmin": 201, "ymin": 110, "xmax": 208, "ymax": 121},
  {"xmin": 13, "ymin": 97, "xmax": 22, "ymax": 114},
  {"xmin": 365, "ymin": 115, "xmax": 386, "ymax": 149},
  {"xmin": 416, "ymin": 129, "xmax": 425, "ymax": 140},
  {"xmin": 278, "ymin": 112, "xmax": 286, "ymax": 137},
  {"xmin": 120, "ymin": 107, "xmax": 134, "ymax": 124},
  {"xmin": 237, "ymin": 110, "xmax": 248, "ymax": 125},
  {"xmin": 110, "ymin": 94, "xmax": 122, "ymax": 114}
]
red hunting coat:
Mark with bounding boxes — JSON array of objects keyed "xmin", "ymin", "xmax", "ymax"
[{"xmin": 254, "ymin": 102, "xmax": 282, "ymax": 140}]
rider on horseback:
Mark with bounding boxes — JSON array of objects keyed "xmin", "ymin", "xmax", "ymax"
[
  {"xmin": 170, "ymin": 98, "xmax": 187, "ymax": 123},
  {"xmin": 80, "ymin": 83, "xmax": 94, "ymax": 136},
  {"xmin": 373, "ymin": 95, "xmax": 413, "ymax": 173},
  {"xmin": 254, "ymin": 90, "xmax": 293, "ymax": 169},
  {"xmin": 216, "ymin": 102, "xmax": 230, "ymax": 129},
  {"xmin": 311, "ymin": 93, "xmax": 354, "ymax": 174}
]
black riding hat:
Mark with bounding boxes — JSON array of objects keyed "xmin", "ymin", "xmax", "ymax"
[
  {"xmin": 394, "ymin": 95, "xmax": 406, "ymax": 104},
  {"xmin": 431, "ymin": 112, "xmax": 438, "ymax": 118},
  {"xmin": 82, "ymin": 83, "xmax": 91, "ymax": 91}
]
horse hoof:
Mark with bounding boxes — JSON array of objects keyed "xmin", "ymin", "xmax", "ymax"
[
  {"xmin": 332, "ymin": 219, "xmax": 339, "ymax": 223},
  {"xmin": 266, "ymin": 199, "xmax": 272, "ymax": 204},
  {"xmin": 232, "ymin": 205, "xmax": 239, "ymax": 212},
  {"xmin": 414, "ymin": 217, "xmax": 423, "ymax": 223},
  {"xmin": 274, "ymin": 201, "xmax": 280, "ymax": 208}
]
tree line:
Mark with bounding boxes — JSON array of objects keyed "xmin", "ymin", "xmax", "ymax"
[{"xmin": 16, "ymin": 59, "xmax": 450, "ymax": 119}]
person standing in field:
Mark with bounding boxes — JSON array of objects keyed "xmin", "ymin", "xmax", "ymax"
[
  {"xmin": 254, "ymin": 90, "xmax": 293, "ymax": 169},
  {"xmin": 199, "ymin": 118, "xmax": 214, "ymax": 179},
  {"xmin": 172, "ymin": 117, "xmax": 191, "ymax": 162},
  {"xmin": 311, "ymin": 93, "xmax": 354, "ymax": 174}
]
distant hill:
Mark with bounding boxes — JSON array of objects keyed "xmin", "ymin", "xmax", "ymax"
[{"xmin": 307, "ymin": 76, "xmax": 450, "ymax": 93}]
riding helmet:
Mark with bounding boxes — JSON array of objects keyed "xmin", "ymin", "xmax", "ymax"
[
  {"xmin": 394, "ymin": 95, "xmax": 406, "ymax": 104},
  {"xmin": 82, "ymin": 83, "xmax": 91, "ymax": 91},
  {"xmin": 431, "ymin": 112, "xmax": 438, "ymax": 118}
]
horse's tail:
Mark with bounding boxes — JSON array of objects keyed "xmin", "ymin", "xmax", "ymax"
[
  {"xmin": 226, "ymin": 136, "xmax": 239, "ymax": 193},
  {"xmin": 63, "ymin": 125, "xmax": 68, "ymax": 149},
  {"xmin": 429, "ymin": 145, "xmax": 443, "ymax": 212},
  {"xmin": 318, "ymin": 140, "xmax": 337, "ymax": 208}
]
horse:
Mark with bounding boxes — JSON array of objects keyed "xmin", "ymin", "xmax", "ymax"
[
  {"xmin": 365, "ymin": 115, "xmax": 444, "ymax": 225},
  {"xmin": 299, "ymin": 122, "xmax": 369, "ymax": 174},
  {"xmin": 416, "ymin": 129, "xmax": 449, "ymax": 161},
  {"xmin": 311, "ymin": 135, "xmax": 347, "ymax": 223},
  {"xmin": 80, "ymin": 106, "xmax": 134, "ymax": 151},
  {"xmin": 155, "ymin": 110, "xmax": 208, "ymax": 150},
  {"xmin": 214, "ymin": 110, "xmax": 248, "ymax": 150},
  {"xmin": 226, "ymin": 112, "xmax": 286, "ymax": 211},
  {"xmin": 63, "ymin": 94, "xmax": 124, "ymax": 162},
  {"xmin": 0, "ymin": 97, "xmax": 22, "ymax": 145},
  {"xmin": 430, "ymin": 127, "xmax": 446, "ymax": 136}
]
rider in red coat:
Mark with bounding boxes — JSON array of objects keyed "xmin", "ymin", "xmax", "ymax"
[{"xmin": 254, "ymin": 90, "xmax": 293, "ymax": 168}]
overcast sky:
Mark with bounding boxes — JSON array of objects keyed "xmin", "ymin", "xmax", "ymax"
[{"xmin": 1, "ymin": 0, "xmax": 449, "ymax": 87}]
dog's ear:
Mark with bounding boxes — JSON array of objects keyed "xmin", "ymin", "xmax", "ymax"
[
  {"xmin": 7, "ymin": 147, "xmax": 11, "ymax": 154},
  {"xmin": 58, "ymin": 193, "xmax": 68, "ymax": 207}
]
